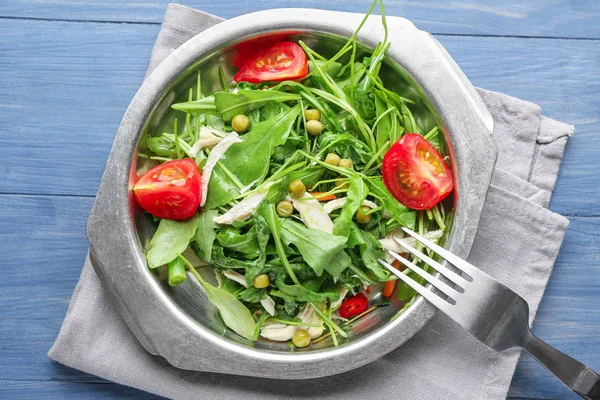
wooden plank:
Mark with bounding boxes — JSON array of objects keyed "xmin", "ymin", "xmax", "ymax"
[
  {"xmin": 0, "ymin": 193, "xmax": 598, "ymax": 400},
  {"xmin": 1, "ymin": 19, "xmax": 598, "ymax": 216},
  {"xmin": 1, "ymin": 0, "xmax": 600, "ymax": 39},
  {"xmin": 509, "ymin": 216, "xmax": 600, "ymax": 399},
  {"xmin": 0, "ymin": 380, "xmax": 161, "ymax": 399}
]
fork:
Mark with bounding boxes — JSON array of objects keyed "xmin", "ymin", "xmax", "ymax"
[{"xmin": 378, "ymin": 227, "xmax": 600, "ymax": 400}]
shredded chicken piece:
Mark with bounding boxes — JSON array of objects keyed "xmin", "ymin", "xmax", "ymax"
[
  {"xmin": 222, "ymin": 270, "xmax": 275, "ymax": 316},
  {"xmin": 260, "ymin": 304, "xmax": 325, "ymax": 341},
  {"xmin": 200, "ymin": 132, "xmax": 242, "ymax": 207},
  {"xmin": 322, "ymin": 198, "xmax": 378, "ymax": 214},
  {"xmin": 380, "ymin": 229, "xmax": 444, "ymax": 263},
  {"xmin": 213, "ymin": 185, "xmax": 271, "ymax": 225},
  {"xmin": 188, "ymin": 126, "xmax": 228, "ymax": 157},
  {"xmin": 287, "ymin": 193, "xmax": 334, "ymax": 233}
]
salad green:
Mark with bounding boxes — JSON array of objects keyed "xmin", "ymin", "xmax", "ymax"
[{"xmin": 138, "ymin": 0, "xmax": 451, "ymax": 346}]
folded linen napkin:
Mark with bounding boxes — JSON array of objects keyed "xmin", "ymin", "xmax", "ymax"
[{"xmin": 49, "ymin": 4, "xmax": 574, "ymax": 399}]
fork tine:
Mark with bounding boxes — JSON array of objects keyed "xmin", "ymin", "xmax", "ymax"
[
  {"xmin": 386, "ymin": 251, "xmax": 460, "ymax": 300},
  {"xmin": 393, "ymin": 237, "xmax": 469, "ymax": 288},
  {"xmin": 402, "ymin": 227, "xmax": 479, "ymax": 280},
  {"xmin": 378, "ymin": 260, "xmax": 454, "ymax": 314}
]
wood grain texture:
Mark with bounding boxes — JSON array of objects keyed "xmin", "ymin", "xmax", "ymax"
[
  {"xmin": 1, "ymin": 19, "xmax": 598, "ymax": 217},
  {"xmin": 1, "ymin": 2, "xmax": 599, "ymax": 399},
  {"xmin": 1, "ymin": 0, "xmax": 600, "ymax": 39},
  {"xmin": 0, "ymin": 194, "xmax": 598, "ymax": 399},
  {"xmin": 0, "ymin": 380, "xmax": 162, "ymax": 399}
]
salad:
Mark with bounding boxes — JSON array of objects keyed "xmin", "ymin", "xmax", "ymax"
[{"xmin": 134, "ymin": 0, "xmax": 453, "ymax": 348}]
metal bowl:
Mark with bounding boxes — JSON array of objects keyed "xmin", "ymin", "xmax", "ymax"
[{"xmin": 87, "ymin": 9, "xmax": 496, "ymax": 379}]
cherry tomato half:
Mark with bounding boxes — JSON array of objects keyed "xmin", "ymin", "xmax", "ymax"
[
  {"xmin": 233, "ymin": 41, "xmax": 308, "ymax": 84},
  {"xmin": 382, "ymin": 134, "xmax": 453, "ymax": 210},
  {"xmin": 338, "ymin": 293, "xmax": 369, "ymax": 319},
  {"xmin": 133, "ymin": 158, "xmax": 202, "ymax": 220}
]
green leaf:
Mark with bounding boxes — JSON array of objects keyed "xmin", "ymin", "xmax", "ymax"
[
  {"xmin": 308, "ymin": 60, "xmax": 343, "ymax": 77},
  {"xmin": 216, "ymin": 226, "xmax": 261, "ymax": 259},
  {"xmin": 146, "ymin": 216, "xmax": 199, "ymax": 269},
  {"xmin": 347, "ymin": 222, "xmax": 389, "ymax": 280},
  {"xmin": 203, "ymin": 163, "xmax": 242, "ymax": 210},
  {"xmin": 274, "ymin": 271, "xmax": 340, "ymax": 303},
  {"xmin": 197, "ymin": 278, "xmax": 256, "ymax": 340},
  {"xmin": 333, "ymin": 174, "xmax": 368, "ymax": 237},
  {"xmin": 214, "ymin": 90, "xmax": 299, "ymax": 121},
  {"xmin": 146, "ymin": 134, "xmax": 177, "ymax": 158},
  {"xmin": 194, "ymin": 210, "xmax": 217, "ymax": 262},
  {"xmin": 374, "ymin": 90, "xmax": 392, "ymax": 149},
  {"xmin": 318, "ymin": 132, "xmax": 373, "ymax": 167},
  {"xmin": 210, "ymin": 106, "xmax": 300, "ymax": 209},
  {"xmin": 237, "ymin": 286, "xmax": 267, "ymax": 303},
  {"xmin": 367, "ymin": 179, "xmax": 416, "ymax": 229},
  {"xmin": 337, "ymin": 62, "xmax": 366, "ymax": 90},
  {"xmin": 280, "ymin": 220, "xmax": 351, "ymax": 278},
  {"xmin": 260, "ymin": 102, "xmax": 290, "ymax": 121},
  {"xmin": 171, "ymin": 96, "xmax": 218, "ymax": 115}
]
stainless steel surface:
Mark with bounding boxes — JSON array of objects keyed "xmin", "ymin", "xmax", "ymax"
[
  {"xmin": 86, "ymin": 9, "xmax": 497, "ymax": 379},
  {"xmin": 379, "ymin": 228, "xmax": 600, "ymax": 399}
]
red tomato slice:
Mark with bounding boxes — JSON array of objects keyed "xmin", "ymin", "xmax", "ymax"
[
  {"xmin": 133, "ymin": 158, "xmax": 202, "ymax": 220},
  {"xmin": 338, "ymin": 293, "xmax": 369, "ymax": 319},
  {"xmin": 382, "ymin": 134, "xmax": 453, "ymax": 210},
  {"xmin": 233, "ymin": 42, "xmax": 308, "ymax": 84}
]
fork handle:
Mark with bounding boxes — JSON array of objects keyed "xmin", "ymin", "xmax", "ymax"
[{"xmin": 523, "ymin": 332, "xmax": 600, "ymax": 399}]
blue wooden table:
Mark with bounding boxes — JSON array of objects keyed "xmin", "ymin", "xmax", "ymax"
[{"xmin": 1, "ymin": 1, "xmax": 599, "ymax": 398}]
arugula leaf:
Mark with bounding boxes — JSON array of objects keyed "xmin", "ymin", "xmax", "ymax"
[
  {"xmin": 318, "ymin": 132, "xmax": 373, "ymax": 167},
  {"xmin": 237, "ymin": 286, "xmax": 267, "ymax": 303},
  {"xmin": 146, "ymin": 216, "xmax": 198, "ymax": 269},
  {"xmin": 260, "ymin": 102, "xmax": 290, "ymax": 121},
  {"xmin": 244, "ymin": 215, "xmax": 272, "ymax": 284},
  {"xmin": 273, "ymin": 271, "xmax": 340, "ymax": 303},
  {"xmin": 223, "ymin": 106, "xmax": 300, "ymax": 185},
  {"xmin": 308, "ymin": 60, "xmax": 343, "ymax": 77},
  {"xmin": 194, "ymin": 210, "xmax": 217, "ymax": 262},
  {"xmin": 203, "ymin": 162, "xmax": 243, "ymax": 210},
  {"xmin": 347, "ymin": 223, "xmax": 388, "ymax": 280},
  {"xmin": 216, "ymin": 226, "xmax": 261, "ymax": 259},
  {"xmin": 280, "ymin": 220, "xmax": 351, "ymax": 278},
  {"xmin": 214, "ymin": 90, "xmax": 299, "ymax": 121},
  {"xmin": 366, "ymin": 179, "xmax": 416, "ymax": 229},
  {"xmin": 171, "ymin": 96, "xmax": 218, "ymax": 115},
  {"xmin": 146, "ymin": 134, "xmax": 178, "ymax": 158},
  {"xmin": 195, "ymin": 275, "xmax": 256, "ymax": 340},
  {"xmin": 333, "ymin": 174, "xmax": 368, "ymax": 237},
  {"xmin": 374, "ymin": 90, "xmax": 393, "ymax": 150},
  {"xmin": 337, "ymin": 62, "xmax": 366, "ymax": 91}
]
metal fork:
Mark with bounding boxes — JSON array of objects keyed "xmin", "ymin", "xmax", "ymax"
[{"xmin": 378, "ymin": 227, "xmax": 600, "ymax": 400}]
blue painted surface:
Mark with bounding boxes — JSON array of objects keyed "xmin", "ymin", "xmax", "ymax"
[{"xmin": 0, "ymin": 1, "xmax": 598, "ymax": 399}]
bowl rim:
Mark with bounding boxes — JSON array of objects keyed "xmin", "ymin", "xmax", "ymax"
[{"xmin": 87, "ymin": 8, "xmax": 496, "ymax": 379}]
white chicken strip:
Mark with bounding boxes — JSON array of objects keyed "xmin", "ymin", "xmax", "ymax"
[
  {"xmin": 188, "ymin": 126, "xmax": 226, "ymax": 157},
  {"xmin": 200, "ymin": 132, "xmax": 242, "ymax": 207},
  {"xmin": 322, "ymin": 197, "xmax": 378, "ymax": 214},
  {"xmin": 213, "ymin": 186, "xmax": 270, "ymax": 225},
  {"xmin": 260, "ymin": 304, "xmax": 324, "ymax": 341},
  {"xmin": 222, "ymin": 270, "xmax": 275, "ymax": 316},
  {"xmin": 287, "ymin": 193, "xmax": 334, "ymax": 233}
]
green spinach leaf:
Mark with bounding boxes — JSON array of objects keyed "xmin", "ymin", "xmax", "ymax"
[
  {"xmin": 216, "ymin": 226, "xmax": 261, "ymax": 259},
  {"xmin": 333, "ymin": 174, "xmax": 368, "ymax": 237},
  {"xmin": 196, "ymin": 277, "xmax": 256, "ymax": 340},
  {"xmin": 146, "ymin": 215, "xmax": 198, "ymax": 269},
  {"xmin": 194, "ymin": 210, "xmax": 218, "ymax": 262},
  {"xmin": 366, "ymin": 179, "xmax": 416, "ymax": 229},
  {"xmin": 280, "ymin": 220, "xmax": 351, "ymax": 278}
]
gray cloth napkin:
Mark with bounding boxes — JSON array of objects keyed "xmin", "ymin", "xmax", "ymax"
[{"xmin": 49, "ymin": 4, "xmax": 574, "ymax": 399}]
